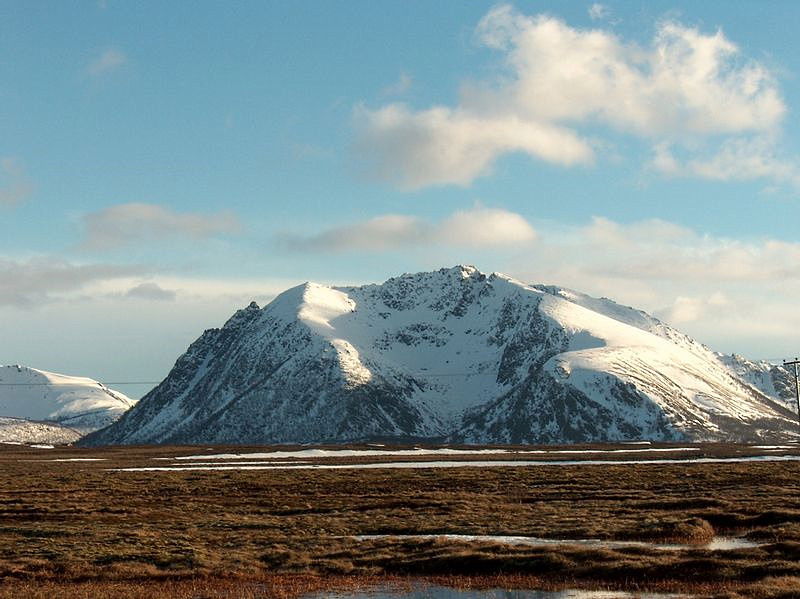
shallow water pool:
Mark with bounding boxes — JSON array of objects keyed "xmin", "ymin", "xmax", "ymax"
[
  {"xmin": 304, "ymin": 584, "xmax": 690, "ymax": 598},
  {"xmin": 352, "ymin": 534, "xmax": 760, "ymax": 552}
]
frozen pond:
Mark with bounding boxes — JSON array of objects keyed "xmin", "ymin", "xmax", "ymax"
[
  {"xmin": 169, "ymin": 447, "xmax": 701, "ymax": 461},
  {"xmin": 114, "ymin": 454, "xmax": 800, "ymax": 472},
  {"xmin": 304, "ymin": 584, "xmax": 690, "ymax": 598},
  {"xmin": 352, "ymin": 534, "xmax": 761, "ymax": 552}
]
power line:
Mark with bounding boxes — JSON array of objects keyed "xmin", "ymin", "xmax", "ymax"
[
  {"xmin": 0, "ymin": 372, "xmax": 496, "ymax": 388},
  {"xmin": 0, "ymin": 381, "xmax": 160, "ymax": 387}
]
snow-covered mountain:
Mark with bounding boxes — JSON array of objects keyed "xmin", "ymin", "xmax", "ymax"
[
  {"xmin": 83, "ymin": 266, "xmax": 797, "ymax": 446},
  {"xmin": 0, "ymin": 365, "xmax": 136, "ymax": 444}
]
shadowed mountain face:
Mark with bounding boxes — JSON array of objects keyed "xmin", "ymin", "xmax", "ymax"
[{"xmin": 83, "ymin": 266, "xmax": 797, "ymax": 446}]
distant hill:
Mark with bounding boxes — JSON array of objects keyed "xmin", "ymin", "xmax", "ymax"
[{"xmin": 0, "ymin": 365, "xmax": 135, "ymax": 444}]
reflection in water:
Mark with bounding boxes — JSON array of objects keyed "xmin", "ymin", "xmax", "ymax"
[{"xmin": 307, "ymin": 584, "xmax": 690, "ymax": 598}]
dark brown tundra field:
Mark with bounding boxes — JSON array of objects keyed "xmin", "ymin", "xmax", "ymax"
[{"xmin": 1, "ymin": 442, "xmax": 800, "ymax": 598}]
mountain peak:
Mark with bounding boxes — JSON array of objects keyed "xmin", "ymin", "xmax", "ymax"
[{"xmin": 449, "ymin": 264, "xmax": 479, "ymax": 277}]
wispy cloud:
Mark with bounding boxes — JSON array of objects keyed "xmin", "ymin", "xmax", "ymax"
[
  {"xmin": 356, "ymin": 5, "xmax": 794, "ymax": 190},
  {"xmin": 79, "ymin": 203, "xmax": 241, "ymax": 250},
  {"xmin": 381, "ymin": 72, "xmax": 413, "ymax": 97},
  {"xmin": 588, "ymin": 3, "xmax": 611, "ymax": 21},
  {"xmin": 124, "ymin": 282, "xmax": 176, "ymax": 302},
  {"xmin": 501, "ymin": 216, "xmax": 800, "ymax": 351},
  {"xmin": 568, "ymin": 217, "xmax": 800, "ymax": 283},
  {"xmin": 87, "ymin": 48, "xmax": 127, "ymax": 76},
  {"xmin": 0, "ymin": 257, "xmax": 143, "ymax": 307},
  {"xmin": 282, "ymin": 207, "xmax": 536, "ymax": 252},
  {"xmin": 0, "ymin": 158, "xmax": 34, "ymax": 207},
  {"xmin": 680, "ymin": 137, "xmax": 800, "ymax": 189}
]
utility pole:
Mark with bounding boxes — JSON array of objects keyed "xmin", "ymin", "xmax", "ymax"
[{"xmin": 783, "ymin": 358, "xmax": 800, "ymax": 434}]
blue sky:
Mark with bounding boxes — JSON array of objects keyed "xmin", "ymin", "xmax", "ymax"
[{"xmin": 2, "ymin": 1, "xmax": 800, "ymax": 396}]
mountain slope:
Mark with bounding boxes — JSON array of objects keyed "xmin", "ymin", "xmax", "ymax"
[
  {"xmin": 0, "ymin": 365, "xmax": 136, "ymax": 442},
  {"xmin": 0, "ymin": 417, "xmax": 81, "ymax": 445},
  {"xmin": 718, "ymin": 354, "xmax": 799, "ymax": 414},
  {"xmin": 83, "ymin": 266, "xmax": 797, "ymax": 446}
]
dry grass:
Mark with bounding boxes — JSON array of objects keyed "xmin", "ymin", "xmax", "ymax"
[{"xmin": 1, "ymin": 442, "xmax": 800, "ymax": 597}]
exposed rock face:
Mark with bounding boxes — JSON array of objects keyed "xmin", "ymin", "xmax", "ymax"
[{"xmin": 83, "ymin": 266, "xmax": 797, "ymax": 446}]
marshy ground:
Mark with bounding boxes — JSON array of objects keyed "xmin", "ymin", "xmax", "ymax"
[{"xmin": 1, "ymin": 442, "xmax": 800, "ymax": 598}]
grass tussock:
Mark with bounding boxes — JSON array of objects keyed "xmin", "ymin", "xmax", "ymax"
[{"xmin": 620, "ymin": 516, "xmax": 716, "ymax": 543}]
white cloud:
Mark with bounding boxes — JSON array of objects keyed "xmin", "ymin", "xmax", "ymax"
[
  {"xmin": 0, "ymin": 257, "xmax": 143, "ymax": 307},
  {"xmin": 656, "ymin": 292, "xmax": 729, "ymax": 324},
  {"xmin": 588, "ymin": 3, "xmax": 610, "ymax": 21},
  {"xmin": 553, "ymin": 216, "xmax": 800, "ymax": 283},
  {"xmin": 685, "ymin": 137, "xmax": 800, "ymax": 186},
  {"xmin": 357, "ymin": 5, "xmax": 794, "ymax": 189},
  {"xmin": 0, "ymin": 274, "xmax": 304, "ymax": 393},
  {"xmin": 355, "ymin": 104, "xmax": 592, "ymax": 189},
  {"xmin": 87, "ymin": 48, "xmax": 127, "ymax": 76},
  {"xmin": 286, "ymin": 214, "xmax": 428, "ymax": 252},
  {"xmin": 475, "ymin": 7, "xmax": 783, "ymax": 135},
  {"xmin": 80, "ymin": 203, "xmax": 241, "ymax": 250},
  {"xmin": 283, "ymin": 207, "xmax": 536, "ymax": 252},
  {"xmin": 439, "ymin": 207, "xmax": 537, "ymax": 246},
  {"xmin": 0, "ymin": 255, "xmax": 301, "ymax": 310},
  {"xmin": 0, "ymin": 158, "xmax": 33, "ymax": 206},
  {"xmin": 501, "ymin": 215, "xmax": 800, "ymax": 355}
]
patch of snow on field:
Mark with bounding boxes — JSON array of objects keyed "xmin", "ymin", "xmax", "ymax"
[
  {"xmin": 311, "ymin": 587, "xmax": 689, "ymax": 599},
  {"xmin": 114, "ymin": 454, "xmax": 800, "ymax": 472},
  {"xmin": 169, "ymin": 447, "xmax": 701, "ymax": 461},
  {"xmin": 352, "ymin": 534, "xmax": 760, "ymax": 551},
  {"xmin": 171, "ymin": 448, "xmax": 516, "ymax": 460},
  {"xmin": 30, "ymin": 458, "xmax": 107, "ymax": 462}
]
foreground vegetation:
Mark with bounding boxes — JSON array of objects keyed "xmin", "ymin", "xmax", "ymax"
[{"xmin": 1, "ymin": 443, "xmax": 800, "ymax": 598}]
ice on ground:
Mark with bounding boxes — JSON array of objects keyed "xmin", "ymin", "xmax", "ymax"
[
  {"xmin": 352, "ymin": 534, "xmax": 760, "ymax": 552},
  {"xmin": 170, "ymin": 447, "xmax": 701, "ymax": 461},
  {"xmin": 114, "ymin": 454, "xmax": 800, "ymax": 472},
  {"xmin": 172, "ymin": 448, "xmax": 517, "ymax": 460},
  {"xmin": 308, "ymin": 586, "xmax": 690, "ymax": 599},
  {"xmin": 28, "ymin": 458, "xmax": 107, "ymax": 462}
]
